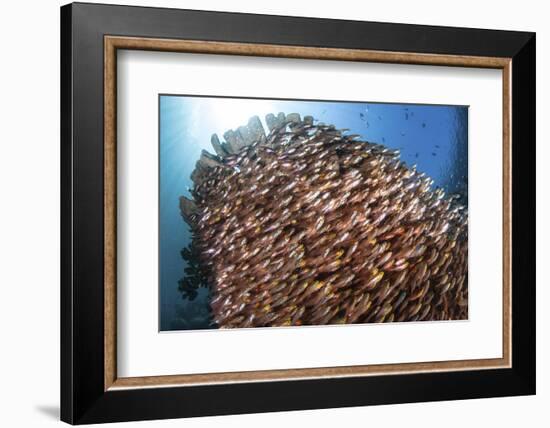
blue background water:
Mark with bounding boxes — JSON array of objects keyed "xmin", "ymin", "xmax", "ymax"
[{"xmin": 159, "ymin": 95, "xmax": 468, "ymax": 331}]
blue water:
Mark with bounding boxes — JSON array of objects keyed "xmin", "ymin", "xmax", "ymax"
[{"xmin": 159, "ymin": 95, "xmax": 468, "ymax": 331}]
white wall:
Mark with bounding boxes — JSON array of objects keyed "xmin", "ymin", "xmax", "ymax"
[{"xmin": 0, "ymin": 0, "xmax": 546, "ymax": 426}]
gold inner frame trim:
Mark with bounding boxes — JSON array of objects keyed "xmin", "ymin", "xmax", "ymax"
[{"xmin": 104, "ymin": 35, "xmax": 512, "ymax": 391}]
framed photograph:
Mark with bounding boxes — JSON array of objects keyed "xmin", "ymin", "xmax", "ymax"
[{"xmin": 61, "ymin": 2, "xmax": 535, "ymax": 424}]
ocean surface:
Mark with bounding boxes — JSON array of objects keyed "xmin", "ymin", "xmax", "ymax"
[{"xmin": 159, "ymin": 95, "xmax": 468, "ymax": 331}]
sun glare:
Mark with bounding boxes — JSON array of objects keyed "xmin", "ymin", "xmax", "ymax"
[{"xmin": 205, "ymin": 98, "xmax": 276, "ymax": 136}]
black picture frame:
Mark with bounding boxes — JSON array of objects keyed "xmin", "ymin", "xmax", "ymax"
[{"xmin": 61, "ymin": 2, "xmax": 535, "ymax": 424}]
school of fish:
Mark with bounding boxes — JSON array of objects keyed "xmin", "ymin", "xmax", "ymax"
[{"xmin": 179, "ymin": 112, "xmax": 468, "ymax": 328}]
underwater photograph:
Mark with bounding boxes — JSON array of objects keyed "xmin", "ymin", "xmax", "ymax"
[{"xmin": 159, "ymin": 95, "xmax": 468, "ymax": 331}]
